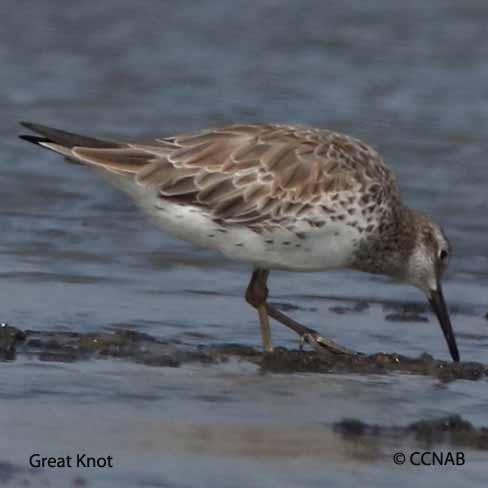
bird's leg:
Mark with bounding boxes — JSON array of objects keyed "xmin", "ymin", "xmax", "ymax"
[
  {"xmin": 245, "ymin": 269, "xmax": 273, "ymax": 352},
  {"xmin": 264, "ymin": 304, "xmax": 358, "ymax": 356},
  {"xmin": 245, "ymin": 270, "xmax": 358, "ymax": 356}
]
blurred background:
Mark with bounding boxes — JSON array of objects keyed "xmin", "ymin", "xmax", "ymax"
[{"xmin": 1, "ymin": 1, "xmax": 488, "ymax": 487}]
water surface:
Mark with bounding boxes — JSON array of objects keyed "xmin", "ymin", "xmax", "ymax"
[{"xmin": 1, "ymin": 1, "xmax": 487, "ymax": 486}]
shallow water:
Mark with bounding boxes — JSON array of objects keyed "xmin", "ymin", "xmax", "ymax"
[{"xmin": 1, "ymin": 0, "xmax": 488, "ymax": 486}]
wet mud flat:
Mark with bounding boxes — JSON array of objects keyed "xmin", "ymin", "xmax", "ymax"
[
  {"xmin": 2, "ymin": 322, "xmax": 488, "ymax": 487},
  {"xmin": 334, "ymin": 414, "xmax": 488, "ymax": 453},
  {"xmin": 2, "ymin": 323, "xmax": 486, "ymax": 381},
  {"xmin": 1, "ymin": 416, "xmax": 487, "ymax": 488}
]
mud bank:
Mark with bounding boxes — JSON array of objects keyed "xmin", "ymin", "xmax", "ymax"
[
  {"xmin": 1, "ymin": 324, "xmax": 486, "ymax": 381},
  {"xmin": 334, "ymin": 415, "xmax": 488, "ymax": 451}
]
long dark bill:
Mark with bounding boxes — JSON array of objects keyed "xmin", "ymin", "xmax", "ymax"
[{"xmin": 429, "ymin": 284, "xmax": 460, "ymax": 362}]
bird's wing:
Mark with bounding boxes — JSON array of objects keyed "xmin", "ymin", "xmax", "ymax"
[{"xmin": 20, "ymin": 122, "xmax": 400, "ymax": 227}]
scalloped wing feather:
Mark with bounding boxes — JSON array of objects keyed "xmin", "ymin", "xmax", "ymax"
[{"xmin": 21, "ymin": 123, "xmax": 401, "ymax": 226}]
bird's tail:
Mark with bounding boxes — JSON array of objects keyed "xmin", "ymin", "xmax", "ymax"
[
  {"xmin": 18, "ymin": 122, "xmax": 152, "ymax": 175},
  {"xmin": 19, "ymin": 121, "xmax": 122, "ymax": 160}
]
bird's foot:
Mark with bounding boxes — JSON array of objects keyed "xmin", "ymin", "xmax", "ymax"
[
  {"xmin": 263, "ymin": 302, "xmax": 361, "ymax": 356},
  {"xmin": 301, "ymin": 330, "xmax": 360, "ymax": 356}
]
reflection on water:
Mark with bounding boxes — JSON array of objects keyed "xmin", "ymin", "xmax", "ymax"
[
  {"xmin": 1, "ymin": 0, "xmax": 488, "ymax": 486},
  {"xmin": 2, "ymin": 360, "xmax": 488, "ymax": 486}
]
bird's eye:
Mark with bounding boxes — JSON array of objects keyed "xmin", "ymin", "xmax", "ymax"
[{"xmin": 439, "ymin": 249, "xmax": 449, "ymax": 261}]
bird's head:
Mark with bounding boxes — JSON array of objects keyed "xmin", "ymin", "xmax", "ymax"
[{"xmin": 404, "ymin": 211, "xmax": 459, "ymax": 361}]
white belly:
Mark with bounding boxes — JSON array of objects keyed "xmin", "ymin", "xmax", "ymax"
[
  {"xmin": 106, "ymin": 174, "xmax": 363, "ymax": 271},
  {"xmin": 144, "ymin": 199, "xmax": 360, "ymax": 272}
]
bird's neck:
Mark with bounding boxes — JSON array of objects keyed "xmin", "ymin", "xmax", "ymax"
[{"xmin": 351, "ymin": 206, "xmax": 420, "ymax": 278}]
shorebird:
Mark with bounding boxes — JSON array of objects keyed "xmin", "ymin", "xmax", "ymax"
[{"xmin": 19, "ymin": 122, "xmax": 460, "ymax": 361}]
